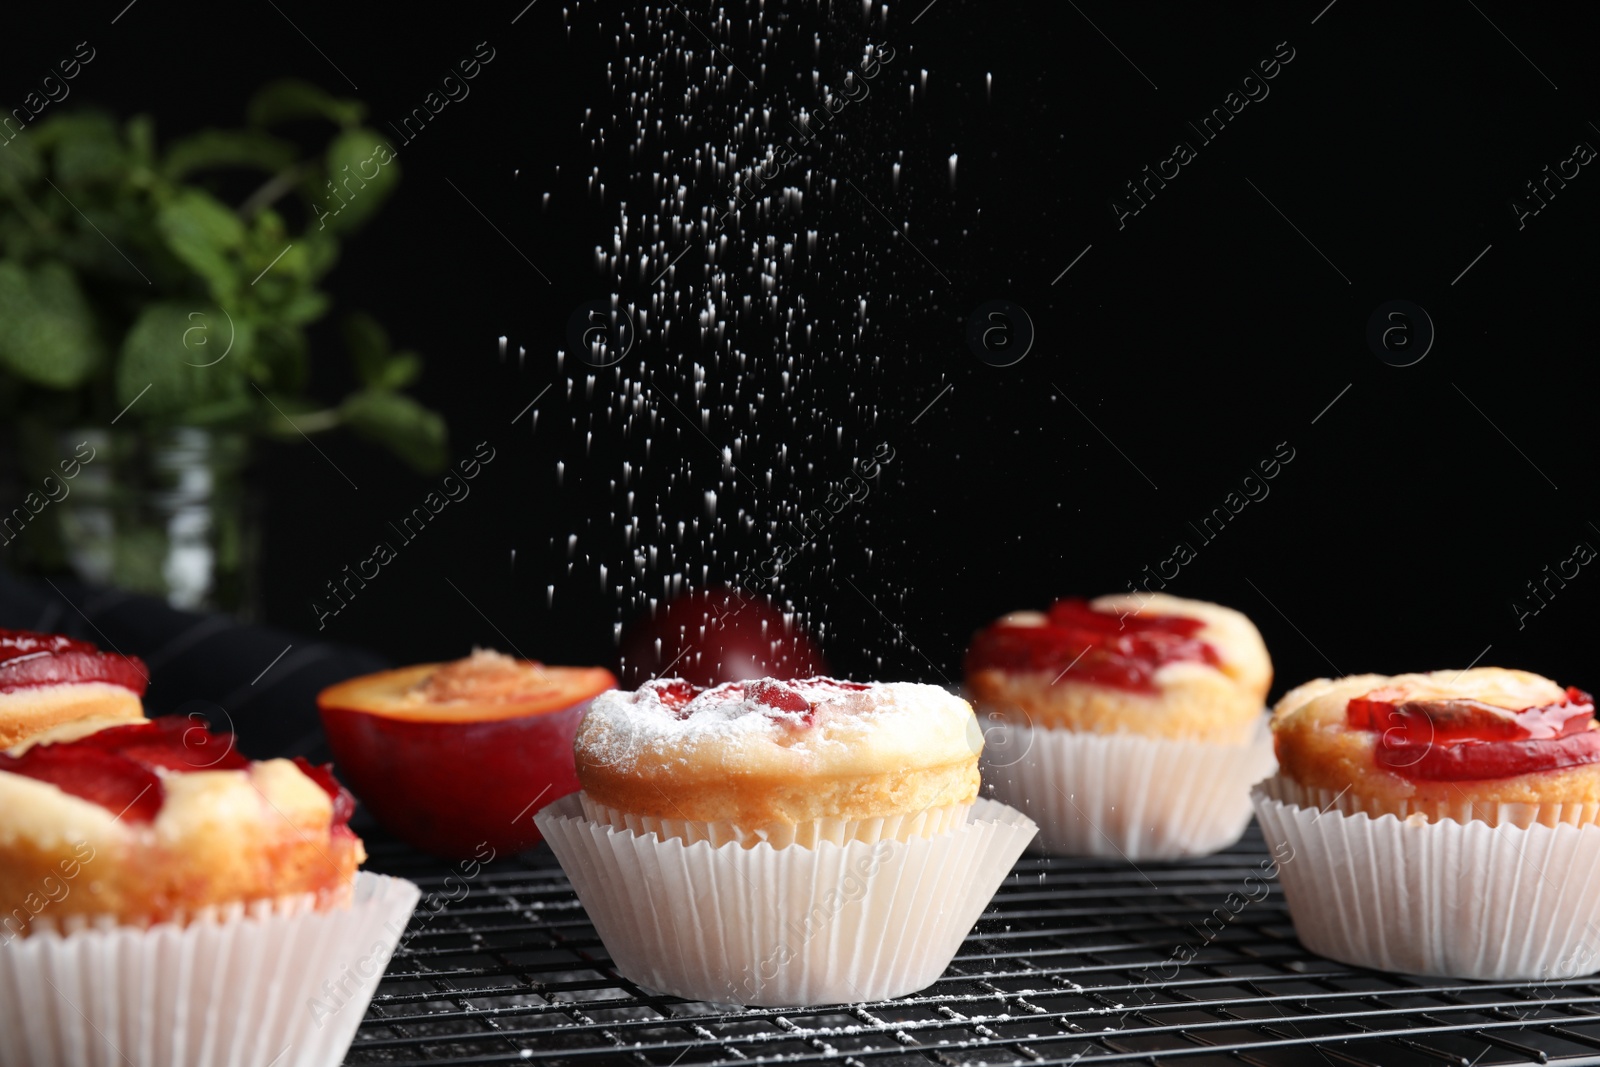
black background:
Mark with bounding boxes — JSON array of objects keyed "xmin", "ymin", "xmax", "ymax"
[{"xmin": 4, "ymin": 1, "xmax": 1595, "ymax": 704}]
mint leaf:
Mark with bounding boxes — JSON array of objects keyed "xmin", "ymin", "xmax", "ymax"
[
  {"xmin": 376, "ymin": 351, "xmax": 421, "ymax": 390},
  {"xmin": 341, "ymin": 311, "xmax": 389, "ymax": 383},
  {"xmin": 280, "ymin": 288, "xmax": 330, "ymax": 326},
  {"xmin": 316, "ymin": 130, "xmax": 399, "ymax": 232},
  {"xmin": 340, "ymin": 313, "xmax": 418, "ymax": 389},
  {"xmin": 155, "ymin": 189, "xmax": 246, "ymax": 303},
  {"xmin": 0, "ymin": 261, "xmax": 102, "ymax": 388},
  {"xmin": 125, "ymin": 115, "xmax": 156, "ymax": 168},
  {"xmin": 341, "ymin": 388, "xmax": 446, "ymax": 473},
  {"xmin": 163, "ymin": 129, "xmax": 296, "ymax": 180},
  {"xmin": 248, "ymin": 79, "xmax": 366, "ymax": 129},
  {"xmin": 0, "ymin": 130, "xmax": 43, "ymax": 184},
  {"xmin": 252, "ymin": 320, "xmax": 309, "ymax": 392},
  {"xmin": 38, "ymin": 112, "xmax": 127, "ymax": 185},
  {"xmin": 116, "ymin": 302, "xmax": 249, "ymax": 420}
]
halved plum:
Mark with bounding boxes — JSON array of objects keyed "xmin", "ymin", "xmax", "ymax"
[{"xmin": 317, "ymin": 651, "xmax": 616, "ymax": 859}]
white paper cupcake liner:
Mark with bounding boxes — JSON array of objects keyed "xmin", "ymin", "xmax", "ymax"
[
  {"xmin": 536, "ymin": 792, "xmax": 1036, "ymax": 1006},
  {"xmin": 1253, "ymin": 777, "xmax": 1600, "ymax": 830},
  {"xmin": 1253, "ymin": 775, "xmax": 1600, "ymax": 980},
  {"xmin": 0, "ymin": 872, "xmax": 421, "ymax": 1067},
  {"xmin": 979, "ymin": 716, "xmax": 1275, "ymax": 859},
  {"xmin": 579, "ymin": 795, "xmax": 967, "ymax": 848}
]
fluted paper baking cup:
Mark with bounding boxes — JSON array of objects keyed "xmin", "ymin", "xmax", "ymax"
[
  {"xmin": 1252, "ymin": 775, "xmax": 1600, "ymax": 830},
  {"xmin": 0, "ymin": 872, "xmax": 420, "ymax": 1067},
  {"xmin": 536, "ymin": 792, "xmax": 1036, "ymax": 1006},
  {"xmin": 1253, "ymin": 775, "xmax": 1600, "ymax": 980},
  {"xmin": 979, "ymin": 717, "xmax": 1274, "ymax": 859},
  {"xmin": 579, "ymin": 794, "xmax": 967, "ymax": 848}
]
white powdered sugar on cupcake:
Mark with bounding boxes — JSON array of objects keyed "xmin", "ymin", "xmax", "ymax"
[{"xmin": 577, "ymin": 676, "xmax": 982, "ymax": 777}]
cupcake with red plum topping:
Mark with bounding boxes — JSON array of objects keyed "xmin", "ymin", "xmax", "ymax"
[
  {"xmin": 0, "ymin": 716, "xmax": 419, "ymax": 1067},
  {"xmin": 1270, "ymin": 669, "xmax": 1600, "ymax": 824},
  {"xmin": 1255, "ymin": 668, "xmax": 1600, "ymax": 980},
  {"xmin": 0, "ymin": 629, "xmax": 148, "ymax": 750},
  {"xmin": 966, "ymin": 593, "xmax": 1276, "ymax": 858},
  {"xmin": 535, "ymin": 676, "xmax": 1036, "ymax": 1006},
  {"xmin": 968, "ymin": 594, "xmax": 1271, "ymax": 741},
  {"xmin": 573, "ymin": 676, "xmax": 982, "ymax": 846},
  {"xmin": 0, "ymin": 716, "xmax": 363, "ymax": 931}
]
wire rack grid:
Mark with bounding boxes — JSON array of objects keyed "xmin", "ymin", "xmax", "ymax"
[{"xmin": 347, "ymin": 824, "xmax": 1600, "ymax": 1067}]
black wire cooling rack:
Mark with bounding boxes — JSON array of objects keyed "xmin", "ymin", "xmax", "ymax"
[{"xmin": 350, "ymin": 822, "xmax": 1600, "ymax": 1067}]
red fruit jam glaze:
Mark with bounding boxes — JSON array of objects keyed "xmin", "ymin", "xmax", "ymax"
[
  {"xmin": 0, "ymin": 629, "xmax": 148, "ymax": 696},
  {"xmin": 648, "ymin": 679, "xmax": 706, "ymax": 712},
  {"xmin": 643, "ymin": 677, "xmax": 872, "ymax": 726},
  {"xmin": 293, "ymin": 755, "xmax": 358, "ymax": 830},
  {"xmin": 0, "ymin": 717, "xmax": 355, "ymax": 830},
  {"xmin": 965, "ymin": 598, "xmax": 1222, "ymax": 694},
  {"xmin": 1346, "ymin": 686, "xmax": 1600, "ymax": 781}
]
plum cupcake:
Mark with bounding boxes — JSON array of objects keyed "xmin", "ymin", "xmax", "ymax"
[
  {"xmin": 0, "ymin": 716, "xmax": 419, "ymax": 1067},
  {"xmin": 535, "ymin": 676, "xmax": 1036, "ymax": 1006},
  {"xmin": 0, "ymin": 628, "xmax": 148, "ymax": 749},
  {"xmin": 967, "ymin": 593, "xmax": 1275, "ymax": 858},
  {"xmin": 1255, "ymin": 668, "xmax": 1600, "ymax": 979}
]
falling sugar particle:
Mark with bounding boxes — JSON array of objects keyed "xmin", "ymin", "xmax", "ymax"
[{"xmin": 495, "ymin": 2, "xmax": 930, "ymax": 670}]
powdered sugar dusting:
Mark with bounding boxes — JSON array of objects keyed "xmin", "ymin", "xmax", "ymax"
[
  {"xmin": 643, "ymin": 675, "xmax": 870, "ymax": 723},
  {"xmin": 577, "ymin": 677, "xmax": 980, "ymax": 773}
]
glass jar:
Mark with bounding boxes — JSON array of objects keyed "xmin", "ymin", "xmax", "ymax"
[{"xmin": 31, "ymin": 428, "xmax": 258, "ymax": 618}]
